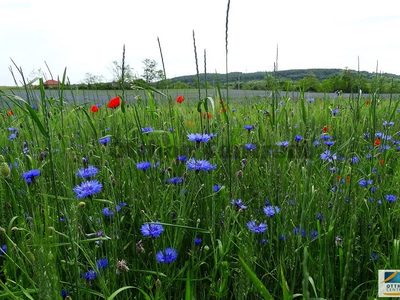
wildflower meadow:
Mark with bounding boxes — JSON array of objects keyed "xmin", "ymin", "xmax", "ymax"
[
  {"xmin": 1, "ymin": 72, "xmax": 400, "ymax": 300},
  {"xmin": 1, "ymin": 7, "xmax": 400, "ymax": 300}
]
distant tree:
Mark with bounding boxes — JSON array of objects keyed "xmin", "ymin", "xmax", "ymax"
[
  {"xmin": 141, "ymin": 59, "xmax": 164, "ymax": 84},
  {"xmin": 110, "ymin": 60, "xmax": 135, "ymax": 88}
]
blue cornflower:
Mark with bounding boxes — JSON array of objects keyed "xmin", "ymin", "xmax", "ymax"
[
  {"xmin": 332, "ymin": 109, "xmax": 339, "ymax": 115},
  {"xmin": 375, "ymin": 132, "xmax": 383, "ymax": 138},
  {"xmin": 136, "ymin": 161, "xmax": 152, "ymax": 171},
  {"xmin": 73, "ymin": 180, "xmax": 102, "ymax": 198},
  {"xmin": 245, "ymin": 143, "xmax": 256, "ymax": 151},
  {"xmin": 247, "ymin": 220, "xmax": 267, "ymax": 233},
  {"xmin": 359, "ymin": 179, "xmax": 373, "ymax": 187},
  {"xmin": 366, "ymin": 153, "xmax": 372, "ymax": 159},
  {"xmin": 276, "ymin": 141, "xmax": 289, "ymax": 147},
  {"xmin": 102, "ymin": 207, "xmax": 113, "ymax": 217},
  {"xmin": 232, "ymin": 108, "xmax": 237, "ymax": 112},
  {"xmin": 0, "ymin": 245, "xmax": 7, "ymax": 255},
  {"xmin": 385, "ymin": 195, "xmax": 397, "ymax": 202},
  {"xmin": 320, "ymin": 150, "xmax": 336, "ymax": 162},
  {"xmin": 76, "ymin": 165, "xmax": 98, "ymax": 178},
  {"xmin": 176, "ymin": 155, "xmax": 187, "ymax": 162},
  {"xmin": 8, "ymin": 127, "xmax": 18, "ymax": 132},
  {"xmin": 313, "ymin": 141, "xmax": 320, "ymax": 146},
  {"xmin": 116, "ymin": 202, "xmax": 127, "ymax": 212},
  {"xmin": 306, "ymin": 98, "xmax": 314, "ymax": 102},
  {"xmin": 364, "ymin": 133, "xmax": 370, "ymax": 139},
  {"xmin": 213, "ymin": 185, "xmax": 222, "ymax": 192},
  {"xmin": 96, "ymin": 258, "xmax": 108, "ymax": 270},
  {"xmin": 244, "ymin": 125, "xmax": 253, "ymax": 132},
  {"xmin": 186, "ymin": 158, "xmax": 216, "ymax": 172},
  {"xmin": 324, "ymin": 141, "xmax": 335, "ymax": 147},
  {"xmin": 231, "ymin": 199, "xmax": 247, "ymax": 210},
  {"xmin": 350, "ymin": 156, "xmax": 359, "ymax": 164},
  {"xmin": 294, "ymin": 135, "xmax": 303, "ymax": 142},
  {"xmin": 194, "ymin": 238, "xmax": 202, "ymax": 245},
  {"xmin": 99, "ymin": 137, "xmax": 111, "ymax": 145},
  {"xmin": 82, "ymin": 270, "xmax": 97, "ymax": 281},
  {"xmin": 316, "ymin": 213, "xmax": 323, "ymax": 221},
  {"xmin": 370, "ymin": 252, "xmax": 379, "ymax": 261},
  {"xmin": 61, "ymin": 290, "xmax": 70, "ymax": 298},
  {"xmin": 187, "ymin": 133, "xmax": 211, "ymax": 143},
  {"xmin": 141, "ymin": 222, "xmax": 164, "ymax": 238},
  {"xmin": 264, "ymin": 205, "xmax": 280, "ymax": 217},
  {"xmin": 320, "ymin": 135, "xmax": 332, "ymax": 140},
  {"xmin": 142, "ymin": 127, "xmax": 154, "ymax": 133},
  {"xmin": 156, "ymin": 248, "xmax": 178, "ymax": 264},
  {"xmin": 22, "ymin": 169, "xmax": 40, "ymax": 184},
  {"xmin": 164, "ymin": 177, "xmax": 183, "ymax": 184},
  {"xmin": 310, "ymin": 230, "xmax": 319, "ymax": 239},
  {"xmin": 8, "ymin": 133, "xmax": 17, "ymax": 141}
]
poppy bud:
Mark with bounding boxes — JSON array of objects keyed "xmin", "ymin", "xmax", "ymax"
[{"xmin": 78, "ymin": 202, "xmax": 86, "ymax": 208}]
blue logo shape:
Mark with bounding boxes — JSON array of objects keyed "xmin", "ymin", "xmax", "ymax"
[{"xmin": 383, "ymin": 271, "xmax": 400, "ymax": 283}]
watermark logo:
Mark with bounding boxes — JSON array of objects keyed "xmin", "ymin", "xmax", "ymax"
[{"xmin": 379, "ymin": 270, "xmax": 400, "ymax": 297}]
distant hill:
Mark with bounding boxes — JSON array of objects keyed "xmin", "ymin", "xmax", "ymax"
[{"xmin": 169, "ymin": 68, "xmax": 400, "ymax": 85}]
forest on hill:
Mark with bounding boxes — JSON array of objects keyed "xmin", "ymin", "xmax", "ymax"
[{"xmin": 165, "ymin": 68, "xmax": 400, "ymax": 94}]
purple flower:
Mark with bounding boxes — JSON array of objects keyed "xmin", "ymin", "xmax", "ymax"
[
  {"xmin": 385, "ymin": 195, "xmax": 397, "ymax": 202},
  {"xmin": 8, "ymin": 133, "xmax": 17, "ymax": 141},
  {"xmin": 320, "ymin": 150, "xmax": 336, "ymax": 162},
  {"xmin": 136, "ymin": 161, "xmax": 152, "ymax": 171},
  {"xmin": 99, "ymin": 137, "xmax": 111, "ymax": 145},
  {"xmin": 264, "ymin": 205, "xmax": 280, "ymax": 217},
  {"xmin": 310, "ymin": 230, "xmax": 318, "ymax": 239},
  {"xmin": 294, "ymin": 135, "xmax": 303, "ymax": 142},
  {"xmin": 245, "ymin": 143, "xmax": 256, "ymax": 151},
  {"xmin": 156, "ymin": 248, "xmax": 178, "ymax": 264},
  {"xmin": 76, "ymin": 165, "xmax": 98, "ymax": 178},
  {"xmin": 102, "ymin": 207, "xmax": 113, "ymax": 217},
  {"xmin": 213, "ymin": 185, "xmax": 222, "ymax": 192},
  {"xmin": 276, "ymin": 141, "xmax": 289, "ymax": 147},
  {"xmin": 22, "ymin": 169, "xmax": 40, "ymax": 184},
  {"xmin": 320, "ymin": 135, "xmax": 332, "ymax": 140},
  {"xmin": 186, "ymin": 158, "xmax": 216, "ymax": 172},
  {"xmin": 194, "ymin": 238, "xmax": 202, "ymax": 245},
  {"xmin": 359, "ymin": 179, "xmax": 373, "ymax": 187},
  {"xmin": 82, "ymin": 270, "xmax": 97, "ymax": 281},
  {"xmin": 141, "ymin": 222, "xmax": 164, "ymax": 238},
  {"xmin": 244, "ymin": 125, "xmax": 253, "ymax": 132},
  {"xmin": 231, "ymin": 199, "xmax": 247, "ymax": 210},
  {"xmin": 96, "ymin": 258, "xmax": 108, "ymax": 270},
  {"xmin": 142, "ymin": 127, "xmax": 154, "ymax": 133},
  {"xmin": 247, "ymin": 220, "xmax": 267, "ymax": 233},
  {"xmin": 350, "ymin": 156, "xmax": 359, "ymax": 164},
  {"xmin": 187, "ymin": 133, "xmax": 211, "ymax": 143},
  {"xmin": 164, "ymin": 177, "xmax": 183, "ymax": 184},
  {"xmin": 176, "ymin": 155, "xmax": 187, "ymax": 162},
  {"xmin": 73, "ymin": 180, "xmax": 102, "ymax": 199},
  {"xmin": 0, "ymin": 245, "xmax": 7, "ymax": 255}
]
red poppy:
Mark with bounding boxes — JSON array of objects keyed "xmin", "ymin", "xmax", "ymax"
[
  {"xmin": 107, "ymin": 97, "xmax": 121, "ymax": 109},
  {"xmin": 90, "ymin": 105, "xmax": 99, "ymax": 113},
  {"xmin": 176, "ymin": 95, "xmax": 184, "ymax": 103},
  {"xmin": 323, "ymin": 125, "xmax": 327, "ymax": 133},
  {"xmin": 219, "ymin": 106, "xmax": 227, "ymax": 113},
  {"xmin": 374, "ymin": 138, "xmax": 380, "ymax": 146},
  {"xmin": 380, "ymin": 159, "xmax": 384, "ymax": 166},
  {"xmin": 366, "ymin": 100, "xmax": 370, "ymax": 105},
  {"xmin": 7, "ymin": 110, "xmax": 13, "ymax": 116}
]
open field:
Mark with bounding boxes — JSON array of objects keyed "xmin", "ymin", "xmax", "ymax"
[{"xmin": 1, "ymin": 84, "xmax": 400, "ymax": 299}]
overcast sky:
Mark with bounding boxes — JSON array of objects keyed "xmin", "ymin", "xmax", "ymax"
[{"xmin": 1, "ymin": 0, "xmax": 399, "ymax": 86}]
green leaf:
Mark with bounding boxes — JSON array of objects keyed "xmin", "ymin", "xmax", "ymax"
[
  {"xmin": 238, "ymin": 255, "xmax": 273, "ymax": 300},
  {"xmin": 107, "ymin": 286, "xmax": 151, "ymax": 300}
]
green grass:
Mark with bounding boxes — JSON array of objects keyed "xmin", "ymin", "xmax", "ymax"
[{"xmin": 0, "ymin": 82, "xmax": 399, "ymax": 299}]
